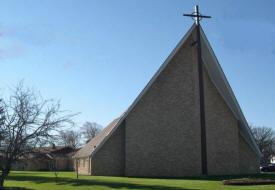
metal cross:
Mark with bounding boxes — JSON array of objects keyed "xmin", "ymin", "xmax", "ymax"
[
  {"xmin": 183, "ymin": 5, "xmax": 211, "ymax": 176},
  {"xmin": 183, "ymin": 5, "xmax": 211, "ymax": 25}
]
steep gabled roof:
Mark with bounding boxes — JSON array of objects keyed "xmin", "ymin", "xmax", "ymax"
[
  {"xmin": 74, "ymin": 117, "xmax": 122, "ymax": 158},
  {"xmin": 78, "ymin": 24, "xmax": 261, "ymax": 159}
]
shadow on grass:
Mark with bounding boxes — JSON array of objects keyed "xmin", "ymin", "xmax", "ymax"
[
  {"xmin": 6, "ymin": 175, "xmax": 198, "ymax": 190},
  {"xmin": 6, "ymin": 173, "xmax": 275, "ymax": 189},
  {"xmin": 4, "ymin": 187, "xmax": 34, "ymax": 190},
  {"xmin": 126, "ymin": 173, "xmax": 275, "ymax": 182}
]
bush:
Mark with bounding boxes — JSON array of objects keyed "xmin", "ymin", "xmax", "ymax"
[{"xmin": 222, "ymin": 178, "xmax": 275, "ymax": 185}]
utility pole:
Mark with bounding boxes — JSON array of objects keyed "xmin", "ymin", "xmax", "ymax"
[{"xmin": 183, "ymin": 5, "xmax": 211, "ymax": 176}]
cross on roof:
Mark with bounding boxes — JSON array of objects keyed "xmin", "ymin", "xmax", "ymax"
[
  {"xmin": 183, "ymin": 5, "xmax": 211, "ymax": 176},
  {"xmin": 183, "ymin": 5, "xmax": 211, "ymax": 25}
]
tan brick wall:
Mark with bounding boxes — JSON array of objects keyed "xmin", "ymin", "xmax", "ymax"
[
  {"xmin": 92, "ymin": 122, "xmax": 125, "ymax": 176},
  {"xmin": 77, "ymin": 157, "xmax": 90, "ymax": 175},
  {"xmin": 203, "ymin": 66, "xmax": 240, "ymax": 175},
  {"xmin": 239, "ymin": 133, "xmax": 260, "ymax": 174},
  {"xmin": 125, "ymin": 34, "xmax": 202, "ymax": 177}
]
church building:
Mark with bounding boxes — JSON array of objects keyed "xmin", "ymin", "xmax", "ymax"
[{"xmin": 74, "ymin": 10, "xmax": 261, "ymax": 176}]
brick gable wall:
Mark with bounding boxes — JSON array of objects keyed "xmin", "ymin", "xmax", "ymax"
[{"xmin": 125, "ymin": 34, "xmax": 202, "ymax": 177}]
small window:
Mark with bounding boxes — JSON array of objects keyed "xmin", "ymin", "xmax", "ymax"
[{"xmin": 83, "ymin": 158, "xmax": 86, "ymax": 167}]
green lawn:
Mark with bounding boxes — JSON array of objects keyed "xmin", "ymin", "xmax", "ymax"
[{"xmin": 3, "ymin": 171, "xmax": 275, "ymax": 190}]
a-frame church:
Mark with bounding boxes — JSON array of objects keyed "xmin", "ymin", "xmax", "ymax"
[{"xmin": 74, "ymin": 7, "xmax": 261, "ymax": 177}]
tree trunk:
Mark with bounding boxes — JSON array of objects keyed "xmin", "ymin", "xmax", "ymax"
[
  {"xmin": 0, "ymin": 166, "xmax": 11, "ymax": 189},
  {"xmin": 0, "ymin": 170, "xmax": 7, "ymax": 189}
]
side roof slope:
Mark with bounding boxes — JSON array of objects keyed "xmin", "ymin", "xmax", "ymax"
[{"xmin": 74, "ymin": 117, "xmax": 122, "ymax": 158}]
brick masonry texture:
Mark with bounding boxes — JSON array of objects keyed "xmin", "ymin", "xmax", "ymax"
[
  {"xmin": 125, "ymin": 34, "xmax": 202, "ymax": 177},
  {"xmin": 91, "ymin": 122, "xmax": 125, "ymax": 176},
  {"xmin": 77, "ymin": 158, "xmax": 90, "ymax": 175},
  {"xmin": 239, "ymin": 133, "xmax": 260, "ymax": 174},
  {"xmin": 203, "ymin": 64, "xmax": 240, "ymax": 175}
]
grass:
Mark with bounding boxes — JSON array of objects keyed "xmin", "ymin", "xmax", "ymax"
[{"xmin": 2, "ymin": 171, "xmax": 275, "ymax": 190}]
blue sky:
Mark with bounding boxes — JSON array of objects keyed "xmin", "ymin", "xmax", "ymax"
[{"xmin": 0, "ymin": 0, "xmax": 274, "ymax": 129}]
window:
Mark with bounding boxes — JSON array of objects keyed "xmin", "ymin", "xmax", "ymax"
[{"xmin": 83, "ymin": 158, "xmax": 86, "ymax": 167}]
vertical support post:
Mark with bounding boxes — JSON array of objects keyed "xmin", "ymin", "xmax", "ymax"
[
  {"xmin": 121, "ymin": 120, "xmax": 126, "ymax": 176},
  {"xmin": 194, "ymin": 5, "xmax": 208, "ymax": 176},
  {"xmin": 76, "ymin": 159, "xmax": 79, "ymax": 179},
  {"xmin": 88, "ymin": 157, "xmax": 91, "ymax": 175}
]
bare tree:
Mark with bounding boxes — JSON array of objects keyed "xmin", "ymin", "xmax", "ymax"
[
  {"xmin": 0, "ymin": 99, "xmax": 5, "ymax": 171},
  {"xmin": 0, "ymin": 83, "xmax": 75, "ymax": 188},
  {"xmin": 250, "ymin": 125, "xmax": 275, "ymax": 164},
  {"xmin": 81, "ymin": 122, "xmax": 102, "ymax": 143},
  {"xmin": 0, "ymin": 99, "xmax": 5, "ymax": 144},
  {"xmin": 58, "ymin": 130, "xmax": 81, "ymax": 148}
]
